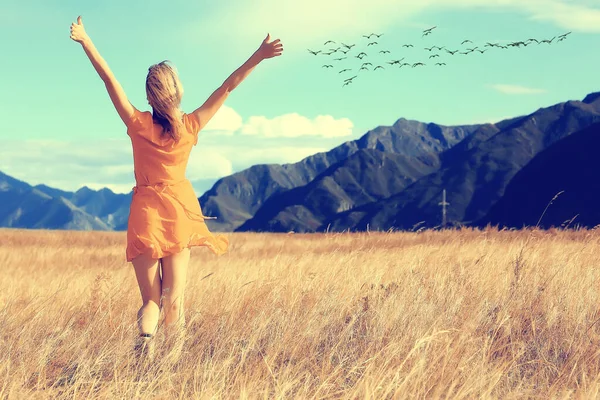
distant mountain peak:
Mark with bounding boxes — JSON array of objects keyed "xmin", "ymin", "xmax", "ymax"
[
  {"xmin": 0, "ymin": 170, "xmax": 32, "ymax": 192},
  {"xmin": 75, "ymin": 186, "xmax": 93, "ymax": 194},
  {"xmin": 582, "ymin": 92, "xmax": 600, "ymax": 104},
  {"xmin": 98, "ymin": 187, "xmax": 114, "ymax": 195},
  {"xmin": 393, "ymin": 117, "xmax": 418, "ymax": 127}
]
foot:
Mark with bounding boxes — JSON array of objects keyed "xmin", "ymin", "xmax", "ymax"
[
  {"xmin": 133, "ymin": 333, "xmax": 155, "ymax": 365},
  {"xmin": 162, "ymin": 324, "xmax": 187, "ymax": 367}
]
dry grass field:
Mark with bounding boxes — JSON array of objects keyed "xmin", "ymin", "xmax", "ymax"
[{"xmin": 3, "ymin": 226, "xmax": 600, "ymax": 399}]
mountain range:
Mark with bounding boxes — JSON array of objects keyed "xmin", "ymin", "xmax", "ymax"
[
  {"xmin": 477, "ymin": 121, "xmax": 600, "ymax": 229},
  {"xmin": 201, "ymin": 119, "xmax": 479, "ymax": 232},
  {"xmin": 309, "ymin": 92, "xmax": 600, "ymax": 233},
  {"xmin": 1, "ymin": 91, "xmax": 599, "ymax": 232},
  {"xmin": 0, "ymin": 171, "xmax": 130, "ymax": 230}
]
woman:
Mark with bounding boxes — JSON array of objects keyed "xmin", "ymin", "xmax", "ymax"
[{"xmin": 69, "ymin": 16, "xmax": 283, "ymax": 363}]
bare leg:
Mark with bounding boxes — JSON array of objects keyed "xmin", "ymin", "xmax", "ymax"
[
  {"xmin": 160, "ymin": 247, "xmax": 190, "ymax": 362},
  {"xmin": 131, "ymin": 251, "xmax": 161, "ymax": 335},
  {"xmin": 160, "ymin": 247, "xmax": 190, "ymax": 328}
]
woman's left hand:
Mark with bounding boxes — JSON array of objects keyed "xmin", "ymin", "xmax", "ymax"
[
  {"xmin": 255, "ymin": 34, "xmax": 283, "ymax": 60},
  {"xmin": 70, "ymin": 16, "xmax": 89, "ymax": 44}
]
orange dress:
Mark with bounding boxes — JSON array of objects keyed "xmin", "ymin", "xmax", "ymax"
[{"xmin": 125, "ymin": 108, "xmax": 229, "ymax": 262}]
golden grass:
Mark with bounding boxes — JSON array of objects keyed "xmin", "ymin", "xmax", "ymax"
[{"xmin": 2, "ymin": 226, "xmax": 600, "ymax": 399}]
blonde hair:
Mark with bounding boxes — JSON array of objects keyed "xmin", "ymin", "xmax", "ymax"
[{"xmin": 146, "ymin": 60, "xmax": 185, "ymax": 142}]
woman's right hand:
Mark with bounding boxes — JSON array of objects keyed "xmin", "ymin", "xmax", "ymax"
[
  {"xmin": 256, "ymin": 34, "xmax": 283, "ymax": 60},
  {"xmin": 70, "ymin": 16, "xmax": 89, "ymax": 45}
]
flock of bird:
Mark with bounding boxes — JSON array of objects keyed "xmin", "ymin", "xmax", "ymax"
[{"xmin": 307, "ymin": 27, "xmax": 572, "ymax": 87}]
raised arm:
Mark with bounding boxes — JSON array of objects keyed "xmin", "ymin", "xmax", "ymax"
[
  {"xmin": 70, "ymin": 16, "xmax": 135, "ymax": 127},
  {"xmin": 190, "ymin": 33, "xmax": 283, "ymax": 131}
]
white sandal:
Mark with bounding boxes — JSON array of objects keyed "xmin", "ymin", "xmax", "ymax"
[{"xmin": 133, "ymin": 332, "xmax": 156, "ymax": 364}]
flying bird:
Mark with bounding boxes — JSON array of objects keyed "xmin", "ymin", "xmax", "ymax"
[
  {"xmin": 359, "ymin": 66, "xmax": 370, "ymax": 71},
  {"xmin": 341, "ymin": 43, "xmax": 355, "ymax": 49},
  {"xmin": 322, "ymin": 64, "xmax": 333, "ymax": 68},
  {"xmin": 422, "ymin": 26, "xmax": 436, "ymax": 37},
  {"xmin": 412, "ymin": 62, "xmax": 425, "ymax": 67},
  {"xmin": 307, "ymin": 49, "xmax": 321, "ymax": 55},
  {"xmin": 429, "ymin": 54, "xmax": 440, "ymax": 58},
  {"xmin": 435, "ymin": 62, "xmax": 446, "ymax": 66},
  {"xmin": 367, "ymin": 42, "xmax": 378, "ymax": 46},
  {"xmin": 403, "ymin": 44, "xmax": 414, "ymax": 48},
  {"xmin": 361, "ymin": 62, "xmax": 373, "ymax": 67},
  {"xmin": 461, "ymin": 40, "xmax": 473, "ymax": 45},
  {"xmin": 558, "ymin": 31, "xmax": 571, "ymax": 38},
  {"xmin": 324, "ymin": 40, "xmax": 336, "ymax": 45},
  {"xmin": 374, "ymin": 65, "xmax": 384, "ymax": 70},
  {"xmin": 344, "ymin": 75, "xmax": 357, "ymax": 82},
  {"xmin": 424, "ymin": 46, "xmax": 435, "ymax": 51},
  {"xmin": 357, "ymin": 52, "xmax": 368, "ymax": 58},
  {"xmin": 342, "ymin": 81, "xmax": 352, "ymax": 87},
  {"xmin": 527, "ymin": 38, "xmax": 539, "ymax": 44},
  {"xmin": 540, "ymin": 36, "xmax": 556, "ymax": 44},
  {"xmin": 373, "ymin": 33, "xmax": 384, "ymax": 38},
  {"xmin": 446, "ymin": 49, "xmax": 459, "ymax": 55},
  {"xmin": 333, "ymin": 57, "xmax": 347, "ymax": 61},
  {"xmin": 385, "ymin": 58, "xmax": 405, "ymax": 65},
  {"xmin": 476, "ymin": 49, "xmax": 488, "ymax": 53},
  {"xmin": 339, "ymin": 68, "xmax": 351, "ymax": 73},
  {"xmin": 379, "ymin": 50, "xmax": 391, "ymax": 54}
]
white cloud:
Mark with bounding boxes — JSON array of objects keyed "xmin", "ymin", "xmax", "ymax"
[
  {"xmin": 0, "ymin": 107, "xmax": 347, "ymax": 194},
  {"xmin": 102, "ymin": 165, "xmax": 135, "ymax": 177},
  {"xmin": 0, "ymin": 139, "xmax": 134, "ymax": 194},
  {"xmin": 239, "ymin": 113, "xmax": 354, "ymax": 138},
  {"xmin": 0, "ymin": 140, "xmax": 329, "ymax": 194},
  {"xmin": 187, "ymin": 151, "xmax": 234, "ymax": 178},
  {"xmin": 202, "ymin": 105, "xmax": 244, "ymax": 134},
  {"xmin": 199, "ymin": 106, "xmax": 353, "ymax": 138},
  {"xmin": 487, "ymin": 83, "xmax": 548, "ymax": 94},
  {"xmin": 216, "ymin": 146, "xmax": 330, "ymax": 166}
]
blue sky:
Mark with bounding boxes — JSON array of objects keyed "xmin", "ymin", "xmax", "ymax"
[{"xmin": 1, "ymin": 0, "xmax": 599, "ymax": 195}]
